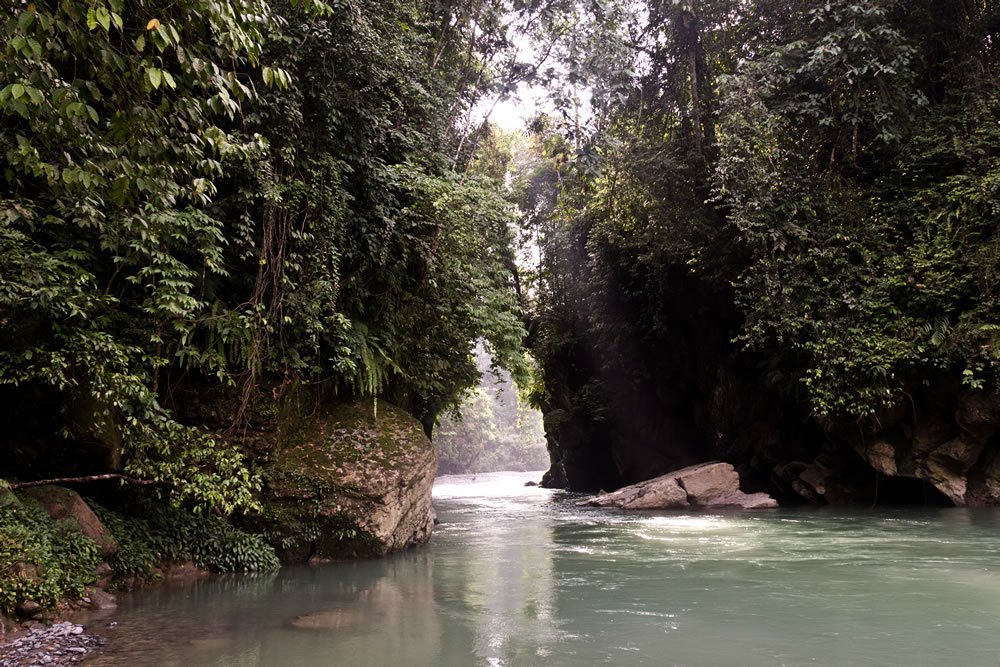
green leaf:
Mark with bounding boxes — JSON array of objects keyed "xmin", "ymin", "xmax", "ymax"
[
  {"xmin": 147, "ymin": 67, "xmax": 162, "ymax": 90},
  {"xmin": 17, "ymin": 10, "xmax": 35, "ymax": 31},
  {"xmin": 86, "ymin": 8, "xmax": 98, "ymax": 30},
  {"xmin": 10, "ymin": 83, "xmax": 24, "ymax": 100},
  {"xmin": 96, "ymin": 7, "xmax": 111, "ymax": 32}
]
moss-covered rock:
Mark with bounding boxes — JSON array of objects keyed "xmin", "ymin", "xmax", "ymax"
[
  {"xmin": 249, "ymin": 399, "xmax": 437, "ymax": 562},
  {"xmin": 19, "ymin": 486, "xmax": 118, "ymax": 558}
]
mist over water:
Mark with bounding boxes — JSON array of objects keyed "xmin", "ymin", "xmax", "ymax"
[{"xmin": 91, "ymin": 471, "xmax": 1000, "ymax": 666}]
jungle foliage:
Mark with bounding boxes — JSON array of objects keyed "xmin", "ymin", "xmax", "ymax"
[
  {"xmin": 0, "ymin": 485, "xmax": 100, "ymax": 613},
  {"xmin": 520, "ymin": 0, "xmax": 1000, "ymax": 429},
  {"xmin": 3, "ymin": 0, "xmax": 998, "ymax": 508},
  {"xmin": 91, "ymin": 499, "xmax": 279, "ymax": 581},
  {"xmin": 0, "ymin": 0, "xmax": 529, "ymax": 510},
  {"xmin": 0, "ymin": 483, "xmax": 278, "ymax": 614}
]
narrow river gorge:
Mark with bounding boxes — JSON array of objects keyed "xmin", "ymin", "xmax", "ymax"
[
  {"xmin": 87, "ymin": 471, "xmax": 1000, "ymax": 666},
  {"xmin": 3, "ymin": 2, "xmax": 998, "ymax": 665}
]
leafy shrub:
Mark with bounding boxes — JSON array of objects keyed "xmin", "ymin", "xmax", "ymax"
[
  {"xmin": 145, "ymin": 505, "xmax": 280, "ymax": 573},
  {"xmin": 89, "ymin": 504, "xmax": 163, "ymax": 583},
  {"xmin": 92, "ymin": 501, "xmax": 279, "ymax": 581},
  {"xmin": 0, "ymin": 497, "xmax": 100, "ymax": 614}
]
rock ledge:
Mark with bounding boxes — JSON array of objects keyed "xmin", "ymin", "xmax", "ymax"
[{"xmin": 580, "ymin": 462, "xmax": 778, "ymax": 510}]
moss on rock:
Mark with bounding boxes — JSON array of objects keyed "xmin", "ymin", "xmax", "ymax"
[
  {"xmin": 0, "ymin": 482, "xmax": 280, "ymax": 615},
  {"xmin": 19, "ymin": 486, "xmax": 118, "ymax": 558},
  {"xmin": 249, "ymin": 399, "xmax": 437, "ymax": 562}
]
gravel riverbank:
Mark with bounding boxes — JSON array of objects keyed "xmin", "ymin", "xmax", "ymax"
[{"xmin": 0, "ymin": 622, "xmax": 106, "ymax": 666}]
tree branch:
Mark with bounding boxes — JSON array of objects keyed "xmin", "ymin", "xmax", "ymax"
[{"xmin": 11, "ymin": 474, "xmax": 161, "ymax": 489}]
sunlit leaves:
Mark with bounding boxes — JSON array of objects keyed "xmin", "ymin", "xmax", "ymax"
[
  {"xmin": 260, "ymin": 66, "xmax": 291, "ymax": 89},
  {"xmin": 223, "ymin": 0, "xmax": 530, "ymax": 424}
]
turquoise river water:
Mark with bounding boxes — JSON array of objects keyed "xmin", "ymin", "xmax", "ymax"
[{"xmin": 89, "ymin": 470, "xmax": 1000, "ymax": 666}]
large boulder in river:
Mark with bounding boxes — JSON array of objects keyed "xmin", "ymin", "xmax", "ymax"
[
  {"xmin": 249, "ymin": 399, "xmax": 437, "ymax": 562},
  {"xmin": 581, "ymin": 462, "xmax": 778, "ymax": 510},
  {"xmin": 19, "ymin": 485, "xmax": 118, "ymax": 557}
]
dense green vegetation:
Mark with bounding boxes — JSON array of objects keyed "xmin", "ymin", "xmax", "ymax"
[
  {"xmin": 714, "ymin": 2, "xmax": 1000, "ymax": 417},
  {"xmin": 513, "ymin": 1, "xmax": 999, "ymax": 490},
  {"xmin": 0, "ymin": 482, "xmax": 277, "ymax": 615},
  {"xmin": 1, "ymin": 0, "xmax": 998, "ymax": 590},
  {"xmin": 0, "ymin": 484, "xmax": 101, "ymax": 613},
  {"xmin": 92, "ymin": 500, "xmax": 278, "ymax": 582},
  {"xmin": 1, "ymin": 0, "xmax": 528, "ymax": 510}
]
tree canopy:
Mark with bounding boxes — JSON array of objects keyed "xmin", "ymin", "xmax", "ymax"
[
  {"xmin": 518, "ymin": 0, "xmax": 999, "ymax": 427},
  {"xmin": 2, "ymin": 0, "xmax": 998, "ymax": 505}
]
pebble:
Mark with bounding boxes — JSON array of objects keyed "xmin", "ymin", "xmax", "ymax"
[{"xmin": 0, "ymin": 622, "xmax": 105, "ymax": 666}]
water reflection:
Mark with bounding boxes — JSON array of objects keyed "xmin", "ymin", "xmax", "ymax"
[
  {"xmin": 434, "ymin": 477, "xmax": 559, "ymax": 664},
  {"xmin": 92, "ymin": 553, "xmax": 443, "ymax": 667}
]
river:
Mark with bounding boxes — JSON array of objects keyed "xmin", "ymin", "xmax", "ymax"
[{"xmin": 88, "ymin": 470, "xmax": 1000, "ymax": 666}]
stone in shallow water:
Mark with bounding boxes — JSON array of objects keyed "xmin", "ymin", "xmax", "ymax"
[
  {"xmin": 580, "ymin": 461, "xmax": 778, "ymax": 510},
  {"xmin": 287, "ymin": 608, "xmax": 367, "ymax": 631},
  {"xmin": 15, "ymin": 601, "xmax": 42, "ymax": 619},
  {"xmin": 187, "ymin": 636, "xmax": 233, "ymax": 652}
]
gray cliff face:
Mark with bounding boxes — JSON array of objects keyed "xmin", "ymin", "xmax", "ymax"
[
  {"xmin": 246, "ymin": 399, "xmax": 438, "ymax": 562},
  {"xmin": 542, "ymin": 353, "xmax": 1000, "ymax": 506}
]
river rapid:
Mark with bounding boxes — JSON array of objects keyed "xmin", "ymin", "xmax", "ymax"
[{"xmin": 89, "ymin": 471, "xmax": 1000, "ymax": 666}]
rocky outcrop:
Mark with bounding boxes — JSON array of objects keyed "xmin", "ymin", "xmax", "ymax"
[
  {"xmin": 530, "ymin": 216, "xmax": 1000, "ymax": 508},
  {"xmin": 771, "ymin": 391, "xmax": 1000, "ymax": 506},
  {"xmin": 19, "ymin": 486, "xmax": 118, "ymax": 558},
  {"xmin": 249, "ymin": 399, "xmax": 437, "ymax": 562},
  {"xmin": 581, "ymin": 462, "xmax": 778, "ymax": 510},
  {"xmin": 847, "ymin": 393, "xmax": 1000, "ymax": 506}
]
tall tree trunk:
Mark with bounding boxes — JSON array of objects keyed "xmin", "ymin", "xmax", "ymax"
[
  {"xmin": 683, "ymin": 11, "xmax": 703, "ymax": 152},
  {"xmin": 676, "ymin": 9, "xmax": 714, "ymax": 154}
]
